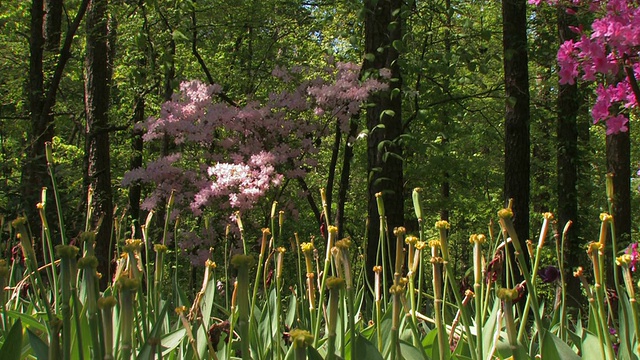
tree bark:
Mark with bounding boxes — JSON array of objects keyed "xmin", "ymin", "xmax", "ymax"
[
  {"xmin": 44, "ymin": 0, "xmax": 62, "ymax": 51},
  {"xmin": 502, "ymin": 0, "xmax": 531, "ymax": 253},
  {"xmin": 556, "ymin": 6, "xmax": 584, "ymax": 308},
  {"xmin": 84, "ymin": 0, "xmax": 113, "ymax": 289},
  {"xmin": 606, "ymin": 128, "xmax": 631, "ymax": 281},
  {"xmin": 23, "ymin": 0, "xmax": 89, "ymax": 237},
  {"xmin": 364, "ymin": 0, "xmax": 404, "ymax": 284},
  {"xmin": 326, "ymin": 120, "xmax": 342, "ymax": 224},
  {"xmin": 502, "ymin": 0, "xmax": 531, "ymax": 286},
  {"xmin": 23, "ymin": 0, "xmax": 47, "ymax": 231},
  {"xmin": 336, "ymin": 119, "xmax": 358, "ymax": 239}
]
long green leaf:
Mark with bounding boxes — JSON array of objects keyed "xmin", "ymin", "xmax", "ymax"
[
  {"xmin": 0, "ymin": 319, "xmax": 23, "ymax": 360},
  {"xmin": 5, "ymin": 311, "xmax": 47, "ymax": 333},
  {"xmin": 27, "ymin": 327, "xmax": 49, "ymax": 360},
  {"xmin": 137, "ymin": 301, "xmax": 171, "ymax": 359},
  {"xmin": 541, "ymin": 331, "xmax": 580, "ymax": 360}
]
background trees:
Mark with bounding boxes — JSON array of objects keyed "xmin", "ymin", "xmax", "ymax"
[{"xmin": 0, "ymin": 0, "xmax": 637, "ymax": 296}]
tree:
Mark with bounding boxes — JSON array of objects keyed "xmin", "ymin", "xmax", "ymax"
[
  {"xmin": 363, "ymin": 0, "xmax": 405, "ymax": 285},
  {"xmin": 503, "ymin": 0, "xmax": 531, "ymax": 255},
  {"xmin": 84, "ymin": 0, "xmax": 113, "ymax": 287},
  {"xmin": 556, "ymin": 5, "xmax": 585, "ymax": 306},
  {"xmin": 23, "ymin": 0, "xmax": 89, "ymax": 236}
]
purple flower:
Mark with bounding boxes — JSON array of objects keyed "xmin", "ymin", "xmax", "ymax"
[{"xmin": 538, "ymin": 266, "xmax": 561, "ymax": 283}]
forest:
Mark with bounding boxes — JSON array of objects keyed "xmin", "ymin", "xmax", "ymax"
[{"xmin": 0, "ymin": 0, "xmax": 639, "ymax": 359}]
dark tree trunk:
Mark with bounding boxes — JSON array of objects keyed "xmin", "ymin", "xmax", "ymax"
[
  {"xmin": 606, "ymin": 128, "xmax": 631, "ymax": 282},
  {"xmin": 128, "ymin": 3, "xmax": 151, "ymax": 239},
  {"xmin": 129, "ymin": 79, "xmax": 145, "ymax": 239},
  {"xmin": 23, "ymin": 0, "xmax": 89, "ymax": 237},
  {"xmin": 502, "ymin": 0, "xmax": 531, "ymax": 254},
  {"xmin": 84, "ymin": 0, "xmax": 113, "ymax": 289},
  {"xmin": 23, "ymin": 0, "xmax": 47, "ymax": 231},
  {"xmin": 336, "ymin": 119, "xmax": 358, "ymax": 239},
  {"xmin": 364, "ymin": 0, "xmax": 404, "ymax": 284},
  {"xmin": 44, "ymin": 0, "xmax": 62, "ymax": 51},
  {"xmin": 556, "ymin": 6, "xmax": 584, "ymax": 308}
]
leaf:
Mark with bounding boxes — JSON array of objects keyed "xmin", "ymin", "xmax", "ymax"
[
  {"xmin": 137, "ymin": 301, "xmax": 171, "ymax": 359},
  {"xmin": 390, "ymin": 88, "xmax": 400, "ymax": 100},
  {"xmin": 201, "ymin": 269, "xmax": 218, "ymax": 328},
  {"xmin": 0, "ymin": 319, "xmax": 23, "ymax": 360},
  {"xmin": 581, "ymin": 331, "xmax": 605, "ymax": 360},
  {"xmin": 352, "ymin": 335, "xmax": 383, "ymax": 360},
  {"xmin": 398, "ymin": 340, "xmax": 423, "ymax": 360},
  {"xmin": 171, "ymin": 30, "xmax": 189, "ymax": 41},
  {"xmin": 5, "ymin": 311, "xmax": 47, "ymax": 333},
  {"xmin": 392, "ymin": 40, "xmax": 404, "ymax": 52},
  {"xmin": 370, "ymin": 124, "xmax": 386, "ymax": 135},
  {"xmin": 421, "ymin": 328, "xmax": 437, "ymax": 359},
  {"xmin": 161, "ymin": 328, "xmax": 187, "ymax": 356},
  {"xmin": 365, "ymin": 53, "xmax": 376, "ymax": 62},
  {"xmin": 380, "ymin": 109, "xmax": 395, "ymax": 120},
  {"xmin": 27, "ymin": 328, "xmax": 48, "ymax": 360},
  {"xmin": 285, "ymin": 294, "xmax": 297, "ymax": 328},
  {"xmin": 541, "ymin": 331, "xmax": 580, "ymax": 360}
]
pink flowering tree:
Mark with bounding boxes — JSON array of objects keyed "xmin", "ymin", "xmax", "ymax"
[
  {"xmin": 122, "ymin": 60, "xmax": 387, "ymax": 260},
  {"xmin": 531, "ymin": 0, "xmax": 640, "ymax": 134}
]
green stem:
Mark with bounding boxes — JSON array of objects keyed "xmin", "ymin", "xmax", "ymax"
[
  {"xmin": 473, "ymin": 242, "xmax": 483, "ymax": 360},
  {"xmin": 59, "ymin": 252, "xmax": 72, "ymax": 360},
  {"xmin": 498, "ymin": 212, "xmax": 545, "ymax": 350},
  {"xmin": 438, "ymin": 224, "xmax": 477, "ymax": 360},
  {"xmin": 432, "ymin": 255, "xmax": 447, "ymax": 360},
  {"xmin": 38, "ymin": 191, "xmax": 59, "ymax": 313},
  {"xmin": 45, "ymin": 142, "xmax": 68, "ymax": 245}
]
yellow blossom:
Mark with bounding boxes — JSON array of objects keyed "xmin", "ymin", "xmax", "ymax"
[
  {"xmin": 469, "ymin": 234, "xmax": 486, "ymax": 245},
  {"xmin": 435, "ymin": 220, "xmax": 450, "ymax": 230},
  {"xmin": 300, "ymin": 242, "xmax": 315, "ymax": 254},
  {"xmin": 600, "ymin": 213, "xmax": 612, "ymax": 222},
  {"xmin": 405, "ymin": 235, "xmax": 419, "ymax": 246}
]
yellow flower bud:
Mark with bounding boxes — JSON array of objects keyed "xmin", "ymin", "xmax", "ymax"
[{"xmin": 498, "ymin": 208, "xmax": 513, "ymax": 219}]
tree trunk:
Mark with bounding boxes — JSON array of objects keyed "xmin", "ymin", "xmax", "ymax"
[
  {"xmin": 502, "ymin": 0, "xmax": 531, "ymax": 280},
  {"xmin": 556, "ymin": 6, "xmax": 584, "ymax": 308},
  {"xmin": 44, "ymin": 0, "xmax": 62, "ymax": 51},
  {"xmin": 84, "ymin": 0, "xmax": 113, "ymax": 289},
  {"xmin": 364, "ymin": 0, "xmax": 404, "ymax": 284},
  {"xmin": 23, "ymin": 0, "xmax": 47, "ymax": 232},
  {"xmin": 128, "ymin": 3, "xmax": 151, "ymax": 239},
  {"xmin": 336, "ymin": 119, "xmax": 358, "ymax": 239},
  {"xmin": 606, "ymin": 127, "xmax": 631, "ymax": 285},
  {"xmin": 23, "ymin": 0, "xmax": 89, "ymax": 238}
]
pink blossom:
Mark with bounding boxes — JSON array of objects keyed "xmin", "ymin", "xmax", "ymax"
[
  {"xmin": 605, "ymin": 114, "xmax": 628, "ymax": 134},
  {"xmin": 534, "ymin": 0, "xmax": 640, "ymax": 133},
  {"xmin": 124, "ymin": 59, "xmax": 387, "ymax": 222}
]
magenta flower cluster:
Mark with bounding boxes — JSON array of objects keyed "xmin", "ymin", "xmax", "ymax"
[
  {"xmin": 122, "ymin": 60, "xmax": 388, "ymax": 215},
  {"xmin": 531, "ymin": 0, "xmax": 640, "ymax": 134}
]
